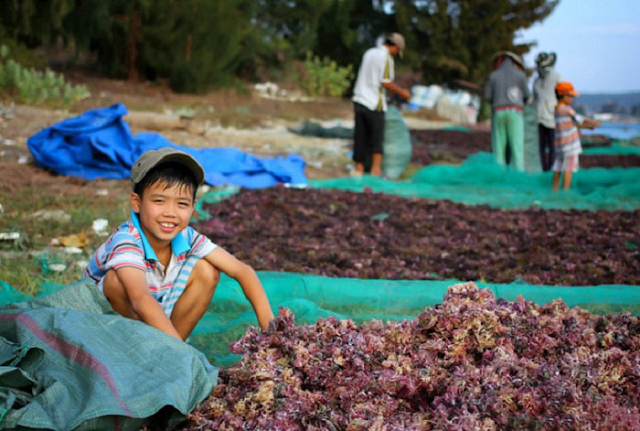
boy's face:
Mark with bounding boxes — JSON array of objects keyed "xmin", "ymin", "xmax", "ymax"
[{"xmin": 130, "ymin": 180, "xmax": 195, "ymax": 249}]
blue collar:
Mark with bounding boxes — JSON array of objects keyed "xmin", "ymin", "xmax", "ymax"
[{"xmin": 130, "ymin": 211, "xmax": 191, "ymax": 261}]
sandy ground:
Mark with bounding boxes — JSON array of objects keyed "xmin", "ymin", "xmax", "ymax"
[{"xmin": 0, "ymin": 103, "xmax": 354, "ymax": 187}]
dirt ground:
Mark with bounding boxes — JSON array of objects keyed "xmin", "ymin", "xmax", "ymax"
[
  {"xmin": 0, "ymin": 75, "xmax": 454, "ymax": 196},
  {"xmin": 0, "ymin": 81, "xmax": 353, "ymax": 189}
]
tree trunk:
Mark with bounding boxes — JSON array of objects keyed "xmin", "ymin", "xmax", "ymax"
[
  {"xmin": 127, "ymin": 10, "xmax": 141, "ymax": 81},
  {"xmin": 185, "ymin": 2, "xmax": 198, "ymax": 64}
]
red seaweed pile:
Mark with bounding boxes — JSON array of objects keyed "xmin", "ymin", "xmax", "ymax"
[
  {"xmin": 581, "ymin": 155, "xmax": 640, "ymax": 169},
  {"xmin": 179, "ymin": 283, "xmax": 640, "ymax": 431},
  {"xmin": 410, "ymin": 129, "xmax": 638, "ymax": 168},
  {"xmin": 194, "ymin": 187, "xmax": 640, "ymax": 285},
  {"xmin": 580, "ymin": 134, "xmax": 613, "ymax": 147},
  {"xmin": 411, "ymin": 129, "xmax": 491, "ymax": 165}
]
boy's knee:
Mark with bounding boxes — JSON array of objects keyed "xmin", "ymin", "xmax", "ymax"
[
  {"xmin": 102, "ymin": 269, "xmax": 125, "ymax": 300},
  {"xmin": 101, "ymin": 270, "xmax": 138, "ymax": 319},
  {"xmin": 192, "ymin": 259, "xmax": 220, "ymax": 292}
]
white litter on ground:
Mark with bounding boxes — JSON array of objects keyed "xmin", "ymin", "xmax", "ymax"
[{"xmin": 92, "ymin": 219, "xmax": 109, "ymax": 236}]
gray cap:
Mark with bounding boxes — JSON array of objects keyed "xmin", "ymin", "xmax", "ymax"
[
  {"xmin": 130, "ymin": 147, "xmax": 205, "ymax": 189},
  {"xmin": 388, "ymin": 32, "xmax": 405, "ymax": 57}
]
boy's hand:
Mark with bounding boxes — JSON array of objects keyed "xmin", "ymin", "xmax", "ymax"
[
  {"xmin": 205, "ymin": 248, "xmax": 274, "ymax": 330},
  {"xmin": 581, "ymin": 118, "xmax": 601, "ymax": 130}
]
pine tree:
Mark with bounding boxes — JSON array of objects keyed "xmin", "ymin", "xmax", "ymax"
[
  {"xmin": 0, "ymin": 0, "xmax": 560, "ymax": 93},
  {"xmin": 394, "ymin": 0, "xmax": 559, "ymax": 84},
  {"xmin": 139, "ymin": 0, "xmax": 251, "ymax": 92}
]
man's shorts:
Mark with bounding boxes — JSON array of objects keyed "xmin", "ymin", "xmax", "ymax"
[
  {"xmin": 353, "ymin": 102, "xmax": 385, "ymax": 163},
  {"xmin": 552, "ymin": 152, "xmax": 579, "ymax": 173}
]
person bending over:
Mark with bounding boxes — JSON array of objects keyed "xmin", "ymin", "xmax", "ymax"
[{"xmin": 352, "ymin": 32, "xmax": 412, "ymax": 176}]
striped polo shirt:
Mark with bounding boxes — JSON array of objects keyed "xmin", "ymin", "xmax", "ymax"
[
  {"xmin": 554, "ymin": 104, "xmax": 585, "ymax": 155},
  {"xmin": 84, "ymin": 211, "xmax": 217, "ymax": 316}
]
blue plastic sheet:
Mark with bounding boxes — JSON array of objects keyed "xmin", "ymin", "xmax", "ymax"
[{"xmin": 27, "ymin": 103, "xmax": 307, "ymax": 188}]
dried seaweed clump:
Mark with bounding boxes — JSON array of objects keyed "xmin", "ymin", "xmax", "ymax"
[{"xmin": 180, "ymin": 283, "xmax": 640, "ymax": 431}]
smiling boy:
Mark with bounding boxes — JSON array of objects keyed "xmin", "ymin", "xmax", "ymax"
[{"xmin": 84, "ymin": 148, "xmax": 274, "ymax": 341}]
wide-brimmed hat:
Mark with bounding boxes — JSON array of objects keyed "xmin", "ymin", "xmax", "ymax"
[
  {"xmin": 131, "ymin": 147, "xmax": 205, "ymax": 189},
  {"xmin": 387, "ymin": 32, "xmax": 405, "ymax": 58},
  {"xmin": 491, "ymin": 50, "xmax": 524, "ymax": 68},
  {"xmin": 556, "ymin": 82, "xmax": 579, "ymax": 97},
  {"xmin": 535, "ymin": 52, "xmax": 557, "ymax": 68}
]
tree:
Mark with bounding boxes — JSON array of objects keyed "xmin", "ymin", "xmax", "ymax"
[
  {"xmin": 0, "ymin": 0, "xmax": 70, "ymax": 47},
  {"xmin": 59, "ymin": 0, "xmax": 154, "ymax": 79},
  {"xmin": 139, "ymin": 0, "xmax": 251, "ymax": 92},
  {"xmin": 314, "ymin": 0, "xmax": 389, "ymax": 68},
  {"xmin": 59, "ymin": 0, "xmax": 252, "ymax": 92},
  {"xmin": 0, "ymin": 0, "xmax": 561, "ymax": 93},
  {"xmin": 393, "ymin": 0, "xmax": 559, "ymax": 85}
]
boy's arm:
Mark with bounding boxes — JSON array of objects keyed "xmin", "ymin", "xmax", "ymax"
[
  {"xmin": 204, "ymin": 248, "xmax": 274, "ymax": 330},
  {"xmin": 579, "ymin": 117, "xmax": 601, "ymax": 130},
  {"xmin": 115, "ymin": 266, "xmax": 183, "ymax": 340}
]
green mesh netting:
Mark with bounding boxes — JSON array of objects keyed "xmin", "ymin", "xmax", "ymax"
[
  {"xmin": 189, "ymin": 272, "xmax": 640, "ymax": 366},
  {"xmin": 196, "ymin": 153, "xmax": 640, "ymax": 212},
  {"xmin": 442, "ymin": 125, "xmax": 475, "ymax": 132},
  {"xmin": 2, "ymin": 274, "xmax": 638, "ymax": 368},
  {"xmin": 310, "ymin": 152, "xmax": 640, "ymax": 210}
]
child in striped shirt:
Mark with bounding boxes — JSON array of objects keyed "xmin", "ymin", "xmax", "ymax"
[
  {"xmin": 84, "ymin": 148, "xmax": 274, "ymax": 341},
  {"xmin": 552, "ymin": 82, "xmax": 600, "ymax": 190}
]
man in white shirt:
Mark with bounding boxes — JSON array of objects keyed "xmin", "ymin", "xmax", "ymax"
[{"xmin": 352, "ymin": 33, "xmax": 411, "ymax": 176}]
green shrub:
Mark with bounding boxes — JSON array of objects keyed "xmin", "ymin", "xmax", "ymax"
[
  {"xmin": 0, "ymin": 45, "xmax": 90, "ymax": 108},
  {"xmin": 299, "ymin": 52, "xmax": 353, "ymax": 98}
]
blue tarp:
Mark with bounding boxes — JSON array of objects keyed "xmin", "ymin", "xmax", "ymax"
[{"xmin": 27, "ymin": 103, "xmax": 307, "ymax": 188}]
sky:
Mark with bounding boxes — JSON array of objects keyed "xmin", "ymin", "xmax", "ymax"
[{"xmin": 515, "ymin": 0, "xmax": 640, "ymax": 94}]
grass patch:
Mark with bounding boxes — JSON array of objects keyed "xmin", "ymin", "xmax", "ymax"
[
  {"xmin": 0, "ymin": 186, "xmax": 129, "ymax": 249},
  {"xmin": 0, "ymin": 184, "xmax": 130, "ymax": 294},
  {"xmin": 0, "ymin": 252, "xmax": 81, "ymax": 296}
]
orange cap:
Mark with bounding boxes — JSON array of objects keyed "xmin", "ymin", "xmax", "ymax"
[{"xmin": 556, "ymin": 82, "xmax": 579, "ymax": 97}]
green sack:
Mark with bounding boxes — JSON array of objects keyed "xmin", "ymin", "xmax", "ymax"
[
  {"xmin": 523, "ymin": 104, "xmax": 541, "ymax": 172},
  {"xmin": 382, "ymin": 106, "xmax": 412, "ymax": 180},
  {"xmin": 0, "ymin": 280, "xmax": 217, "ymax": 431}
]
